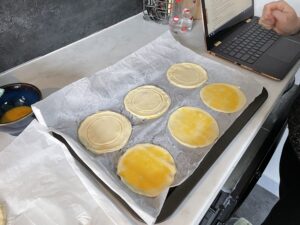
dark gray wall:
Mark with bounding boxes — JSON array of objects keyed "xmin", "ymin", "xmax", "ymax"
[{"xmin": 0, "ymin": 0, "xmax": 142, "ymax": 72}]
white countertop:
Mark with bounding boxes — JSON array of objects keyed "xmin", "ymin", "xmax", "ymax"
[{"xmin": 0, "ymin": 3, "xmax": 299, "ymax": 225}]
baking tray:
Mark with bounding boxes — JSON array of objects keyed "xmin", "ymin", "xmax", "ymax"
[{"xmin": 52, "ymin": 87, "xmax": 268, "ymax": 223}]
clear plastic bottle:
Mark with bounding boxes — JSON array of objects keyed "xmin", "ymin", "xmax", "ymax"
[
  {"xmin": 181, "ymin": 8, "xmax": 193, "ymax": 32},
  {"xmin": 169, "ymin": 0, "xmax": 182, "ymax": 33},
  {"xmin": 169, "ymin": 15, "xmax": 181, "ymax": 33},
  {"xmin": 169, "ymin": 0, "xmax": 194, "ymax": 33}
]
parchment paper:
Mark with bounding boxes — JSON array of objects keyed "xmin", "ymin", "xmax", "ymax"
[
  {"xmin": 0, "ymin": 120, "xmax": 117, "ymax": 225},
  {"xmin": 32, "ymin": 31, "xmax": 263, "ymax": 224}
]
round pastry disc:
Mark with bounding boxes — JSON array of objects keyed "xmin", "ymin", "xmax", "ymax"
[
  {"xmin": 124, "ymin": 85, "xmax": 171, "ymax": 119},
  {"xmin": 168, "ymin": 107, "xmax": 219, "ymax": 148},
  {"xmin": 78, "ymin": 111, "xmax": 132, "ymax": 154},
  {"xmin": 0, "ymin": 204, "xmax": 6, "ymax": 225},
  {"xmin": 167, "ymin": 63, "xmax": 208, "ymax": 89},
  {"xmin": 200, "ymin": 83, "xmax": 247, "ymax": 113},
  {"xmin": 117, "ymin": 143, "xmax": 176, "ymax": 197}
]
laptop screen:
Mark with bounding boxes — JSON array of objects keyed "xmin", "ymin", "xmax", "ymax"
[{"xmin": 205, "ymin": 0, "xmax": 252, "ymax": 36}]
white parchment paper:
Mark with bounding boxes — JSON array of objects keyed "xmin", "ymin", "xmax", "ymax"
[
  {"xmin": 32, "ymin": 31, "xmax": 263, "ymax": 224},
  {"xmin": 0, "ymin": 120, "xmax": 118, "ymax": 225}
]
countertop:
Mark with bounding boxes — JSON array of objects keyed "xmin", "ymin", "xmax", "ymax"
[{"xmin": 0, "ymin": 7, "xmax": 299, "ymax": 225}]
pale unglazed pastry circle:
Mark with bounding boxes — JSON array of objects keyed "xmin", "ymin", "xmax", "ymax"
[
  {"xmin": 200, "ymin": 83, "xmax": 247, "ymax": 113},
  {"xmin": 117, "ymin": 143, "xmax": 176, "ymax": 197},
  {"xmin": 124, "ymin": 85, "xmax": 171, "ymax": 119},
  {"xmin": 167, "ymin": 63, "xmax": 208, "ymax": 89},
  {"xmin": 0, "ymin": 204, "xmax": 5, "ymax": 225},
  {"xmin": 168, "ymin": 107, "xmax": 219, "ymax": 148},
  {"xmin": 78, "ymin": 111, "xmax": 132, "ymax": 154}
]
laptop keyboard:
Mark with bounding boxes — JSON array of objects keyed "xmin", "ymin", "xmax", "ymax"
[{"xmin": 218, "ymin": 19, "xmax": 280, "ymax": 64}]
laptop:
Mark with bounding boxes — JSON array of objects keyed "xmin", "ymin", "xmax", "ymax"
[{"xmin": 200, "ymin": 0, "xmax": 300, "ymax": 80}]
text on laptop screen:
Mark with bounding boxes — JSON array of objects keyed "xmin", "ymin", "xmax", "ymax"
[{"xmin": 205, "ymin": 0, "xmax": 252, "ymax": 35}]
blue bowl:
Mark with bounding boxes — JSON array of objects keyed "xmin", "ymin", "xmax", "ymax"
[{"xmin": 0, "ymin": 83, "xmax": 42, "ymax": 135}]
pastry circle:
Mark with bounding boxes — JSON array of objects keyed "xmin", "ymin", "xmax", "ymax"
[
  {"xmin": 117, "ymin": 144, "xmax": 176, "ymax": 197},
  {"xmin": 0, "ymin": 204, "xmax": 5, "ymax": 225},
  {"xmin": 124, "ymin": 85, "xmax": 171, "ymax": 119},
  {"xmin": 167, "ymin": 63, "xmax": 208, "ymax": 89},
  {"xmin": 200, "ymin": 83, "xmax": 246, "ymax": 113},
  {"xmin": 78, "ymin": 111, "xmax": 132, "ymax": 154},
  {"xmin": 168, "ymin": 107, "xmax": 219, "ymax": 148}
]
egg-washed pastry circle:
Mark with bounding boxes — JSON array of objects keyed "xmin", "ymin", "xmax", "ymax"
[
  {"xmin": 168, "ymin": 107, "xmax": 219, "ymax": 148},
  {"xmin": 167, "ymin": 63, "xmax": 208, "ymax": 89},
  {"xmin": 78, "ymin": 111, "xmax": 132, "ymax": 154},
  {"xmin": 0, "ymin": 204, "xmax": 6, "ymax": 225},
  {"xmin": 124, "ymin": 85, "xmax": 171, "ymax": 119},
  {"xmin": 200, "ymin": 83, "xmax": 247, "ymax": 113},
  {"xmin": 117, "ymin": 143, "xmax": 176, "ymax": 197}
]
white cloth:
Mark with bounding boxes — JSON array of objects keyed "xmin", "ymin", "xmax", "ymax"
[{"xmin": 0, "ymin": 120, "xmax": 118, "ymax": 225}]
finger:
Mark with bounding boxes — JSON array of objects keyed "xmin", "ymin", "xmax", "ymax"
[
  {"xmin": 263, "ymin": 1, "xmax": 286, "ymax": 18},
  {"xmin": 259, "ymin": 19, "xmax": 274, "ymax": 30},
  {"xmin": 261, "ymin": 23, "xmax": 274, "ymax": 30},
  {"xmin": 259, "ymin": 13, "xmax": 275, "ymax": 29},
  {"xmin": 259, "ymin": 17, "xmax": 275, "ymax": 26},
  {"xmin": 261, "ymin": 2, "xmax": 277, "ymax": 26},
  {"xmin": 271, "ymin": 10, "xmax": 289, "ymax": 35},
  {"xmin": 272, "ymin": 9, "xmax": 287, "ymax": 23}
]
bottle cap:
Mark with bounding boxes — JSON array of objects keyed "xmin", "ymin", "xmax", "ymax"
[
  {"xmin": 183, "ymin": 8, "xmax": 191, "ymax": 13},
  {"xmin": 173, "ymin": 16, "xmax": 180, "ymax": 22}
]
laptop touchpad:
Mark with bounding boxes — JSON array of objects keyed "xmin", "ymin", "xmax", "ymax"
[{"xmin": 267, "ymin": 38, "xmax": 300, "ymax": 63}]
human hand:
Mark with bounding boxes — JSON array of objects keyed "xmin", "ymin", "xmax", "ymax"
[{"xmin": 259, "ymin": 0, "xmax": 300, "ymax": 35}]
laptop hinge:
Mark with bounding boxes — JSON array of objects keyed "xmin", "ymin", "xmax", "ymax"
[{"xmin": 214, "ymin": 41, "xmax": 222, "ymax": 47}]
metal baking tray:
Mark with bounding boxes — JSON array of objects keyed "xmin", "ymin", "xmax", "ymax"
[{"xmin": 53, "ymin": 87, "xmax": 268, "ymax": 224}]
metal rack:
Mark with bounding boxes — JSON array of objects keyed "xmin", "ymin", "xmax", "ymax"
[{"xmin": 143, "ymin": 0, "xmax": 172, "ymax": 24}]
